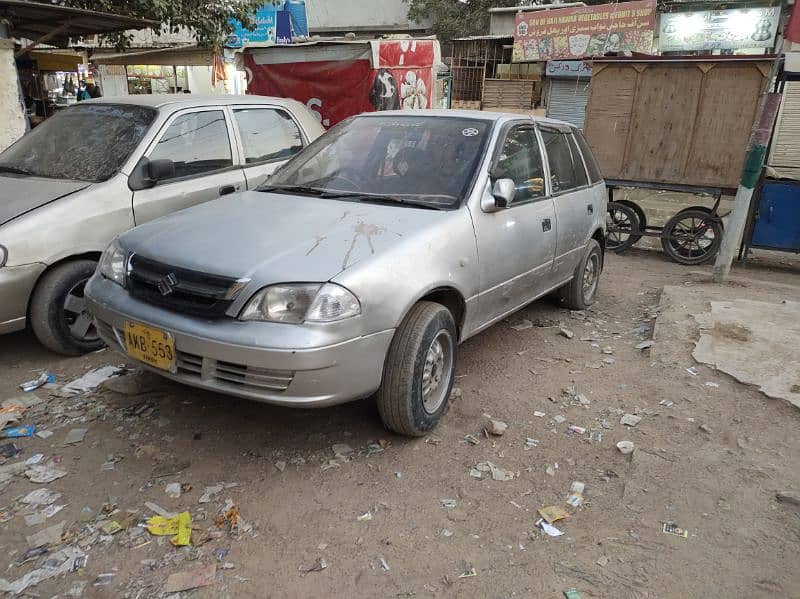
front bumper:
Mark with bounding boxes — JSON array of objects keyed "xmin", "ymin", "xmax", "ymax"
[
  {"xmin": 85, "ymin": 275, "xmax": 394, "ymax": 407},
  {"xmin": 0, "ymin": 263, "xmax": 46, "ymax": 334}
]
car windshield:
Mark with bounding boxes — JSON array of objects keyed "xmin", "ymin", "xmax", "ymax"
[
  {"xmin": 0, "ymin": 104, "xmax": 156, "ymax": 183},
  {"xmin": 266, "ymin": 115, "xmax": 491, "ymax": 208}
]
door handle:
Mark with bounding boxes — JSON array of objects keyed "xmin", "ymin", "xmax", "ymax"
[
  {"xmin": 542, "ymin": 218, "xmax": 552, "ymax": 232},
  {"xmin": 219, "ymin": 185, "xmax": 236, "ymax": 196},
  {"xmin": 587, "ymin": 204, "xmax": 594, "ymax": 215}
]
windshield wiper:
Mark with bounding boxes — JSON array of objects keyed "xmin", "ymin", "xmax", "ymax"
[
  {"xmin": 0, "ymin": 165, "xmax": 33, "ymax": 176},
  {"xmin": 258, "ymin": 184, "xmax": 331, "ymax": 196},
  {"xmin": 323, "ymin": 192, "xmax": 444, "ymax": 210}
]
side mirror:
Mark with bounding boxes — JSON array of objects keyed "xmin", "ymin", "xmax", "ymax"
[
  {"xmin": 128, "ymin": 157, "xmax": 175, "ymax": 191},
  {"xmin": 491, "ymin": 178, "xmax": 516, "ymax": 209}
]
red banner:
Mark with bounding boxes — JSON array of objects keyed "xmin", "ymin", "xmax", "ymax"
[
  {"xmin": 373, "ymin": 39, "xmax": 436, "ymax": 110},
  {"xmin": 513, "ymin": 0, "xmax": 656, "ymax": 61},
  {"xmin": 244, "ymin": 55, "xmax": 375, "ymax": 128},
  {"xmin": 787, "ymin": 2, "xmax": 800, "ymax": 44}
]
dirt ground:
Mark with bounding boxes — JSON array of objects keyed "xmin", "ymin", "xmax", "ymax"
[{"xmin": 1, "ymin": 247, "xmax": 799, "ymax": 599}]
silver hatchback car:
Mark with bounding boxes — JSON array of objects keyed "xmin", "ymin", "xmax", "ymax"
[
  {"xmin": 0, "ymin": 95, "xmax": 324, "ymax": 354},
  {"xmin": 85, "ymin": 111, "xmax": 607, "ymax": 436}
]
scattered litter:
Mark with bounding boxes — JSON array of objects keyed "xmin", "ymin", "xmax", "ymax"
[
  {"xmin": 566, "ymin": 493, "xmax": 583, "ymax": 507},
  {"xmin": 165, "ymin": 482, "xmax": 182, "ymax": 498},
  {"xmin": 596, "ymin": 556, "xmax": 610, "ymax": 567},
  {"xmin": 620, "ymin": 414, "xmax": 642, "ymax": 427},
  {"xmin": 475, "ymin": 461, "xmax": 514, "ymax": 481},
  {"xmin": 659, "ymin": 400, "xmax": 674, "ymax": 407},
  {"xmin": 332, "ymin": 444, "xmax": 354, "ymax": 459},
  {"xmin": 36, "ymin": 430, "xmax": 54, "ymax": 440},
  {"xmin": 2, "ymin": 425, "xmax": 35, "ymax": 438},
  {"xmin": 378, "ymin": 557, "xmax": 390, "ymax": 572},
  {"xmin": 603, "ymin": 357, "xmax": 616, "ymax": 365},
  {"xmin": 458, "ymin": 566, "xmax": 477, "ymax": 578},
  {"xmin": 0, "ymin": 442, "xmax": 21, "ymax": 458},
  {"xmin": 699, "ymin": 424, "xmax": 712, "ymax": 434},
  {"xmin": 463, "ymin": 434, "xmax": 480, "ymax": 446},
  {"xmin": 299, "ymin": 558, "xmax": 328, "ymax": 575},
  {"xmin": 26, "ymin": 520, "xmax": 66, "ymax": 548},
  {"xmin": 22, "ymin": 488, "xmax": 62, "ymax": 506},
  {"xmin": 164, "ymin": 564, "xmax": 217, "ymax": 593},
  {"xmin": 538, "ymin": 506, "xmax": 569, "ymax": 524},
  {"xmin": 485, "ymin": 417, "xmax": 508, "ymax": 436},
  {"xmin": 533, "ymin": 411, "xmax": 546, "ymax": 418},
  {"xmin": 686, "ymin": 367, "xmax": 699, "ymax": 376},
  {"xmin": 440, "ymin": 499, "xmax": 457, "ymax": 508},
  {"xmin": 635, "ymin": 340, "xmax": 654, "ymax": 350},
  {"xmin": 661, "ymin": 522, "xmax": 688, "ymax": 538},
  {"xmin": 585, "ymin": 362, "xmax": 603, "ymax": 369},
  {"xmin": 357, "ymin": 512, "xmax": 373, "ymax": 522},
  {"xmin": 144, "ymin": 501, "xmax": 176, "ymax": 518},
  {"xmin": 559, "ymin": 327, "xmax": 574, "ymax": 339},
  {"xmin": 705, "ymin": 381, "xmax": 719, "ymax": 388},
  {"xmin": 425, "ymin": 435, "xmax": 442, "ymax": 445},
  {"xmin": 570, "ymin": 481, "xmax": 585, "ymax": 494},
  {"xmin": 567, "ymin": 425, "xmax": 586, "ymax": 435},
  {"xmin": 199, "ymin": 485, "xmax": 223, "ymax": 504},
  {"xmin": 66, "ymin": 580, "xmax": 87, "ymax": 597},
  {"xmin": 61, "ymin": 366, "xmax": 123, "ymax": 396},
  {"xmin": 511, "ymin": 319, "xmax": 533, "ymax": 331},
  {"xmin": 553, "ymin": 415, "xmax": 566, "ymax": 425},
  {"xmin": 19, "ymin": 372, "xmax": 55, "ymax": 392},
  {"xmin": 24, "ymin": 513, "xmax": 45, "ymax": 527},
  {"xmin": 563, "ymin": 589, "xmax": 583, "ymax": 599},
  {"xmin": 42, "ymin": 504, "xmax": 65, "ymax": 519},
  {"xmin": 616, "ymin": 441, "xmax": 635, "ymax": 454},
  {"xmin": 469, "ymin": 468, "xmax": 483, "ymax": 479},
  {"xmin": 93, "ymin": 573, "xmax": 115, "ymax": 586},
  {"xmin": 101, "ymin": 521, "xmax": 123, "ymax": 535},
  {"xmin": 536, "ymin": 518, "xmax": 564, "ymax": 537},
  {"xmin": 147, "ymin": 511, "xmax": 192, "ymax": 546},
  {"xmin": 25, "ymin": 464, "xmax": 68, "ymax": 484},
  {"xmin": 152, "ymin": 460, "xmax": 190, "ymax": 478},
  {"xmin": 524, "ymin": 438, "xmax": 539, "ymax": 449},
  {"xmin": 64, "ymin": 428, "xmax": 88, "ymax": 445},
  {"xmin": 275, "ymin": 460, "xmax": 287, "ymax": 473},
  {"xmin": 545, "ymin": 465, "xmax": 556, "ymax": 477},
  {"xmin": 601, "ymin": 347, "xmax": 614, "ymax": 354},
  {"xmin": 590, "ymin": 431, "xmax": 603, "ymax": 442},
  {"xmin": 439, "ymin": 528, "xmax": 453, "ymax": 538},
  {"xmin": 0, "ymin": 546, "xmax": 85, "ymax": 595},
  {"xmin": 25, "ymin": 453, "xmax": 45, "ymax": 465}
]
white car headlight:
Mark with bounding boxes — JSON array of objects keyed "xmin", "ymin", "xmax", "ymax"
[
  {"xmin": 240, "ymin": 283, "xmax": 361, "ymax": 323},
  {"xmin": 98, "ymin": 240, "xmax": 127, "ymax": 287},
  {"xmin": 0, "ymin": 244, "xmax": 6, "ymax": 268}
]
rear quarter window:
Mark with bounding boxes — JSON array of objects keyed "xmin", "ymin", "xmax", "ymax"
[{"xmin": 572, "ymin": 129, "xmax": 603, "ymax": 183}]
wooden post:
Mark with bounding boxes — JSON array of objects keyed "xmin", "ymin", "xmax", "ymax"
[{"xmin": 711, "ymin": 92, "xmax": 782, "ymax": 282}]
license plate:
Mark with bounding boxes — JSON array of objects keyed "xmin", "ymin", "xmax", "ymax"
[{"xmin": 123, "ymin": 321, "xmax": 176, "ymax": 372}]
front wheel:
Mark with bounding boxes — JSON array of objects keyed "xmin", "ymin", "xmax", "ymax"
[
  {"xmin": 377, "ymin": 302, "xmax": 457, "ymax": 437},
  {"xmin": 29, "ymin": 260, "xmax": 104, "ymax": 355}
]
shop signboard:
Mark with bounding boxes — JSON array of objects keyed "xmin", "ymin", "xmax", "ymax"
[
  {"xmin": 659, "ymin": 7, "xmax": 780, "ymax": 52},
  {"xmin": 226, "ymin": 0, "xmax": 309, "ymax": 48},
  {"xmin": 513, "ymin": 0, "xmax": 656, "ymax": 62},
  {"xmin": 545, "ymin": 60, "xmax": 593, "ymax": 78}
]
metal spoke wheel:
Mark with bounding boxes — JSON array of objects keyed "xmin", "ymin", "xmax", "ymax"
[
  {"xmin": 661, "ymin": 208, "xmax": 723, "ymax": 265},
  {"xmin": 606, "ymin": 201, "xmax": 639, "ymax": 252},
  {"xmin": 421, "ymin": 330, "xmax": 454, "ymax": 414}
]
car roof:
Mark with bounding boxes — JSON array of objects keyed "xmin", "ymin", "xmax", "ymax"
[
  {"xmin": 359, "ymin": 109, "xmax": 575, "ymax": 128},
  {"xmin": 82, "ymin": 94, "xmax": 307, "ymax": 111}
]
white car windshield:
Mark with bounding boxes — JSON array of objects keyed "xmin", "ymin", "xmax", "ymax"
[
  {"xmin": 0, "ymin": 104, "xmax": 156, "ymax": 183},
  {"xmin": 266, "ymin": 115, "xmax": 491, "ymax": 209}
]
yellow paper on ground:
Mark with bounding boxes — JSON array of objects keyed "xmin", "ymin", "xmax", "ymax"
[{"xmin": 146, "ymin": 511, "xmax": 192, "ymax": 546}]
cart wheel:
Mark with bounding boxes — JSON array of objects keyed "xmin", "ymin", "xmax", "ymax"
[
  {"xmin": 616, "ymin": 199, "xmax": 646, "ymax": 244},
  {"xmin": 606, "ymin": 201, "xmax": 639, "ymax": 252},
  {"xmin": 661, "ymin": 209, "xmax": 723, "ymax": 265}
]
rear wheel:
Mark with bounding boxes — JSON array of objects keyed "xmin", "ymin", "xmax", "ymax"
[
  {"xmin": 559, "ymin": 240, "xmax": 603, "ymax": 310},
  {"xmin": 377, "ymin": 302, "xmax": 457, "ymax": 437},
  {"xmin": 30, "ymin": 260, "xmax": 104, "ymax": 355},
  {"xmin": 606, "ymin": 201, "xmax": 639, "ymax": 252},
  {"xmin": 661, "ymin": 209, "xmax": 723, "ymax": 265}
]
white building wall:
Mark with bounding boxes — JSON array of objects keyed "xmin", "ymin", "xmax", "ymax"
[
  {"xmin": 0, "ymin": 39, "xmax": 27, "ymax": 152},
  {"xmin": 305, "ymin": 0, "xmax": 429, "ymax": 32}
]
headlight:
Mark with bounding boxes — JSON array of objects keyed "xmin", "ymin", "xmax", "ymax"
[
  {"xmin": 98, "ymin": 240, "xmax": 127, "ymax": 287},
  {"xmin": 0, "ymin": 244, "xmax": 6, "ymax": 268},
  {"xmin": 240, "ymin": 283, "xmax": 361, "ymax": 323}
]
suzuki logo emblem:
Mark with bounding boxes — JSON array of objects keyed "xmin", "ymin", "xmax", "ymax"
[{"xmin": 157, "ymin": 273, "xmax": 178, "ymax": 296}]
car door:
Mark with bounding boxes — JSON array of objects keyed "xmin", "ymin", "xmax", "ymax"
[
  {"xmin": 471, "ymin": 123, "xmax": 557, "ymax": 327},
  {"xmin": 539, "ymin": 125, "xmax": 596, "ymax": 284},
  {"xmin": 230, "ymin": 106, "xmax": 306, "ymax": 189},
  {"xmin": 131, "ymin": 107, "xmax": 246, "ymax": 225}
]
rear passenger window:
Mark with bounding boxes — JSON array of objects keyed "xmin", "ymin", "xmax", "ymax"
[
  {"xmin": 540, "ymin": 129, "xmax": 586, "ymax": 193},
  {"xmin": 494, "ymin": 127, "xmax": 546, "ymax": 203},
  {"xmin": 233, "ymin": 108, "xmax": 303, "ymax": 164},
  {"xmin": 572, "ymin": 129, "xmax": 603, "ymax": 183}
]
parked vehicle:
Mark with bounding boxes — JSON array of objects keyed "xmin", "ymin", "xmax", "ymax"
[
  {"xmin": 85, "ymin": 111, "xmax": 606, "ymax": 436},
  {"xmin": 0, "ymin": 95, "xmax": 324, "ymax": 355}
]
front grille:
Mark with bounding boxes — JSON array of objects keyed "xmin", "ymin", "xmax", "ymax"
[
  {"xmin": 176, "ymin": 350, "xmax": 294, "ymax": 393},
  {"xmin": 127, "ymin": 254, "xmax": 243, "ymax": 318}
]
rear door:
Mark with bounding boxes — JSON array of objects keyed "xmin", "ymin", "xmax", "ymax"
[
  {"xmin": 539, "ymin": 125, "xmax": 596, "ymax": 283},
  {"xmin": 230, "ymin": 106, "xmax": 306, "ymax": 189},
  {"xmin": 131, "ymin": 107, "xmax": 246, "ymax": 225}
]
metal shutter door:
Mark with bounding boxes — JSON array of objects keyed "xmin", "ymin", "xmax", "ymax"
[
  {"xmin": 769, "ymin": 81, "xmax": 800, "ymax": 179},
  {"xmin": 546, "ymin": 78, "xmax": 590, "ymax": 129}
]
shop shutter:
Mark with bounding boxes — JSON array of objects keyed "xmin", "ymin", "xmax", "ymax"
[
  {"xmin": 769, "ymin": 81, "xmax": 800, "ymax": 179},
  {"xmin": 546, "ymin": 78, "xmax": 590, "ymax": 129}
]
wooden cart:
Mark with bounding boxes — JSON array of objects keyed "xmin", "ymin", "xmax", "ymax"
[{"xmin": 583, "ymin": 56, "xmax": 773, "ymax": 265}]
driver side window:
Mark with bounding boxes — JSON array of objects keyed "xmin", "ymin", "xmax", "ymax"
[{"xmin": 495, "ymin": 127, "xmax": 546, "ymax": 204}]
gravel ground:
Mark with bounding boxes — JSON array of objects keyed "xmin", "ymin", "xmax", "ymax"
[{"xmin": 0, "ymin": 248, "xmax": 799, "ymax": 598}]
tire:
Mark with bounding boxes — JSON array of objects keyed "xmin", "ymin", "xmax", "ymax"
[
  {"xmin": 377, "ymin": 301, "xmax": 457, "ymax": 437},
  {"xmin": 559, "ymin": 239, "xmax": 603, "ymax": 310},
  {"xmin": 616, "ymin": 199, "xmax": 646, "ymax": 245},
  {"xmin": 29, "ymin": 260, "xmax": 104, "ymax": 356},
  {"xmin": 661, "ymin": 209, "xmax": 723, "ymax": 265},
  {"xmin": 606, "ymin": 201, "xmax": 639, "ymax": 252}
]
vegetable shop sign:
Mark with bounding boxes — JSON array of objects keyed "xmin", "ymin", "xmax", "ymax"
[{"xmin": 513, "ymin": 0, "xmax": 656, "ymax": 62}]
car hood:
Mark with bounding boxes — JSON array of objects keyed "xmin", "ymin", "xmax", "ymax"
[
  {"xmin": 0, "ymin": 175, "xmax": 90, "ymax": 226},
  {"xmin": 122, "ymin": 191, "xmax": 453, "ymax": 282}
]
